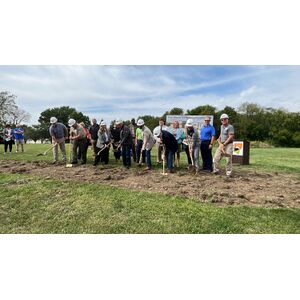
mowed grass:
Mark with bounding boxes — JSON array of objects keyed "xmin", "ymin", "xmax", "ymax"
[
  {"xmin": 1, "ymin": 143, "xmax": 300, "ymax": 173},
  {"xmin": 0, "ymin": 173, "xmax": 299, "ymax": 233},
  {"xmin": 0, "ymin": 144, "xmax": 300, "ymax": 233}
]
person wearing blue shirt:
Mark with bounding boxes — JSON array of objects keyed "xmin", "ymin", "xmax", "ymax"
[
  {"xmin": 200, "ymin": 116, "xmax": 215, "ymax": 172},
  {"xmin": 14, "ymin": 124, "xmax": 25, "ymax": 152}
]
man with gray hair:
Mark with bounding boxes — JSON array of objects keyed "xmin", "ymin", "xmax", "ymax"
[
  {"xmin": 89, "ymin": 118, "xmax": 99, "ymax": 157},
  {"xmin": 49, "ymin": 117, "xmax": 68, "ymax": 164},
  {"xmin": 213, "ymin": 113, "xmax": 235, "ymax": 176}
]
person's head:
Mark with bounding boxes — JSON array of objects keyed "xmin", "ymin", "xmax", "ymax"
[
  {"xmin": 220, "ymin": 113, "xmax": 229, "ymax": 125},
  {"xmin": 50, "ymin": 117, "xmax": 58, "ymax": 125},
  {"xmin": 115, "ymin": 118, "xmax": 123, "ymax": 129},
  {"xmin": 16, "ymin": 124, "xmax": 21, "ymax": 128},
  {"xmin": 131, "ymin": 118, "xmax": 135, "ymax": 125},
  {"xmin": 68, "ymin": 118, "xmax": 77, "ymax": 128},
  {"xmin": 6, "ymin": 124, "xmax": 11, "ymax": 129},
  {"xmin": 100, "ymin": 121, "xmax": 107, "ymax": 130},
  {"xmin": 136, "ymin": 119, "xmax": 145, "ymax": 128},
  {"xmin": 185, "ymin": 119, "xmax": 194, "ymax": 128},
  {"xmin": 204, "ymin": 116, "xmax": 211, "ymax": 126},
  {"xmin": 159, "ymin": 118, "xmax": 165, "ymax": 126},
  {"xmin": 91, "ymin": 118, "xmax": 97, "ymax": 125},
  {"xmin": 172, "ymin": 121, "xmax": 179, "ymax": 129},
  {"xmin": 79, "ymin": 122, "xmax": 86, "ymax": 128}
]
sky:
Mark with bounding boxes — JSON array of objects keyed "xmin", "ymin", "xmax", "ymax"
[{"xmin": 0, "ymin": 65, "xmax": 300, "ymax": 125}]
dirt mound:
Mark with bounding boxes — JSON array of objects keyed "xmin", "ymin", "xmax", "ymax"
[{"xmin": 1, "ymin": 160, "xmax": 300, "ymax": 208}]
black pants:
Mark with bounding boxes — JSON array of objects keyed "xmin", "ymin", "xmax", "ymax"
[
  {"xmin": 184, "ymin": 144, "xmax": 192, "ymax": 165},
  {"xmin": 200, "ymin": 140, "xmax": 213, "ymax": 171},
  {"xmin": 131, "ymin": 139, "xmax": 137, "ymax": 162},
  {"xmin": 4, "ymin": 140, "xmax": 13, "ymax": 153},
  {"xmin": 136, "ymin": 140, "xmax": 146, "ymax": 163},
  {"xmin": 94, "ymin": 146, "xmax": 109, "ymax": 165},
  {"xmin": 112, "ymin": 143, "xmax": 121, "ymax": 160}
]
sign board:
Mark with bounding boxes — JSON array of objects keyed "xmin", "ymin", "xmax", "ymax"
[
  {"xmin": 166, "ymin": 115, "xmax": 214, "ymax": 129},
  {"xmin": 233, "ymin": 141, "xmax": 244, "ymax": 156}
]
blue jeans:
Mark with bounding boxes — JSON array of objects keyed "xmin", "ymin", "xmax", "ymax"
[
  {"xmin": 122, "ymin": 145, "xmax": 131, "ymax": 167},
  {"xmin": 167, "ymin": 150, "xmax": 174, "ymax": 170},
  {"xmin": 136, "ymin": 140, "xmax": 146, "ymax": 163},
  {"xmin": 145, "ymin": 149, "xmax": 152, "ymax": 168}
]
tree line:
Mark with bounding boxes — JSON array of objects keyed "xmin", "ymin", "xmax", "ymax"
[{"xmin": 1, "ymin": 91, "xmax": 299, "ymax": 147}]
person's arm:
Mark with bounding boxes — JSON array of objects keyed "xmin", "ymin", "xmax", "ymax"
[{"xmin": 209, "ymin": 126, "xmax": 216, "ymax": 149}]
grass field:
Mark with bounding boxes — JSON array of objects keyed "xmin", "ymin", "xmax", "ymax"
[
  {"xmin": 0, "ymin": 144, "xmax": 299, "ymax": 233},
  {"xmin": 1, "ymin": 144, "xmax": 300, "ymax": 173}
]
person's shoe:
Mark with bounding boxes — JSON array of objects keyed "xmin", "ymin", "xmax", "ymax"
[
  {"xmin": 16, "ymin": 150, "xmax": 18, "ymax": 153},
  {"xmin": 168, "ymin": 169, "xmax": 175, "ymax": 173},
  {"xmin": 71, "ymin": 161, "xmax": 78, "ymax": 165},
  {"xmin": 144, "ymin": 167, "xmax": 151, "ymax": 171},
  {"xmin": 226, "ymin": 171, "xmax": 232, "ymax": 177},
  {"xmin": 212, "ymin": 170, "xmax": 219, "ymax": 175},
  {"xmin": 52, "ymin": 161, "xmax": 58, "ymax": 165},
  {"xmin": 157, "ymin": 161, "xmax": 162, "ymax": 165}
]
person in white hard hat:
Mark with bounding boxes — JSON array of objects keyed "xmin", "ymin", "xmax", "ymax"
[
  {"xmin": 137, "ymin": 119, "xmax": 156, "ymax": 171},
  {"xmin": 183, "ymin": 119, "xmax": 200, "ymax": 172},
  {"xmin": 68, "ymin": 118, "xmax": 87, "ymax": 165},
  {"xmin": 213, "ymin": 113, "xmax": 235, "ymax": 176},
  {"xmin": 89, "ymin": 118, "xmax": 99, "ymax": 157},
  {"xmin": 49, "ymin": 117, "xmax": 68, "ymax": 164},
  {"xmin": 93, "ymin": 121, "xmax": 111, "ymax": 166}
]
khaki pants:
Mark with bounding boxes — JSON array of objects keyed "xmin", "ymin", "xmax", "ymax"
[
  {"xmin": 15, "ymin": 139, "xmax": 24, "ymax": 152},
  {"xmin": 213, "ymin": 143, "xmax": 233, "ymax": 175},
  {"xmin": 53, "ymin": 138, "xmax": 66, "ymax": 162}
]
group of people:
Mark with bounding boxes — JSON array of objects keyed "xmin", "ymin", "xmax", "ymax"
[
  {"xmin": 49, "ymin": 113, "xmax": 235, "ymax": 176},
  {"xmin": 2, "ymin": 124, "xmax": 25, "ymax": 154}
]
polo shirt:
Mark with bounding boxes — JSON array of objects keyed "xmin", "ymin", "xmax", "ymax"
[{"xmin": 200, "ymin": 124, "xmax": 216, "ymax": 141}]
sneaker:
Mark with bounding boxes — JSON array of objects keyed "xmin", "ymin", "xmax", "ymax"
[
  {"xmin": 144, "ymin": 167, "xmax": 151, "ymax": 171},
  {"xmin": 226, "ymin": 171, "xmax": 232, "ymax": 177},
  {"xmin": 212, "ymin": 170, "xmax": 219, "ymax": 175}
]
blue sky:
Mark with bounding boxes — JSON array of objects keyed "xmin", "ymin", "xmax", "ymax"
[{"xmin": 0, "ymin": 65, "xmax": 299, "ymax": 125}]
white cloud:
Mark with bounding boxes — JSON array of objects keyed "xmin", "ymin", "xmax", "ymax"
[{"xmin": 0, "ymin": 66, "xmax": 299, "ymax": 125}]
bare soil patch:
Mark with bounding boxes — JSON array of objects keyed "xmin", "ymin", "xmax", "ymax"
[{"xmin": 1, "ymin": 160, "xmax": 300, "ymax": 208}]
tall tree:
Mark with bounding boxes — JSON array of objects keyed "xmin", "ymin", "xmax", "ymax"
[
  {"xmin": 186, "ymin": 105, "xmax": 216, "ymax": 115},
  {"xmin": 38, "ymin": 106, "xmax": 90, "ymax": 127}
]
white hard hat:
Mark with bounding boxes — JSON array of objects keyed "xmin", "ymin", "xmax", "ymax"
[
  {"xmin": 137, "ymin": 119, "xmax": 145, "ymax": 126},
  {"xmin": 220, "ymin": 113, "xmax": 229, "ymax": 120},
  {"xmin": 50, "ymin": 117, "xmax": 58, "ymax": 124},
  {"xmin": 115, "ymin": 118, "xmax": 123, "ymax": 125},
  {"xmin": 100, "ymin": 121, "xmax": 106, "ymax": 126},
  {"xmin": 68, "ymin": 118, "xmax": 76, "ymax": 127},
  {"xmin": 185, "ymin": 119, "xmax": 194, "ymax": 127}
]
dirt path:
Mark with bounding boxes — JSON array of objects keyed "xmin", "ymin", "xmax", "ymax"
[{"xmin": 1, "ymin": 160, "xmax": 300, "ymax": 208}]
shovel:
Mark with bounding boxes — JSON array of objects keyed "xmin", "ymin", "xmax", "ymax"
[
  {"xmin": 66, "ymin": 142, "xmax": 73, "ymax": 167},
  {"xmin": 36, "ymin": 143, "xmax": 57, "ymax": 156},
  {"xmin": 161, "ymin": 145, "xmax": 168, "ymax": 175}
]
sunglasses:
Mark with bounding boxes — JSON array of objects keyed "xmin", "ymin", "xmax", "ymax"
[
  {"xmin": 221, "ymin": 118, "xmax": 228, "ymax": 121},
  {"xmin": 205, "ymin": 119, "xmax": 210, "ymax": 122}
]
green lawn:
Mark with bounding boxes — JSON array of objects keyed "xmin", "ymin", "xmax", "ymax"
[
  {"xmin": 1, "ymin": 144, "xmax": 300, "ymax": 233},
  {"xmin": 1, "ymin": 144, "xmax": 300, "ymax": 173},
  {"xmin": 0, "ymin": 172, "xmax": 299, "ymax": 233}
]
